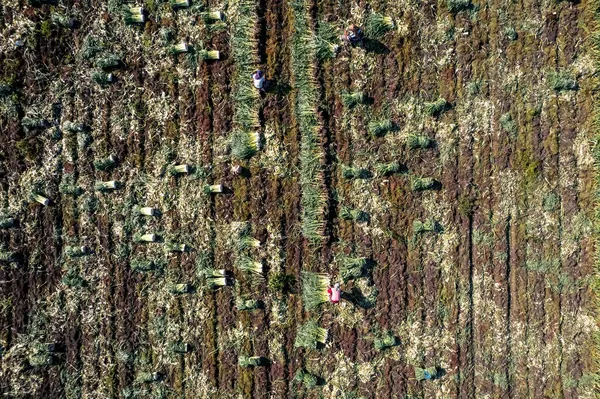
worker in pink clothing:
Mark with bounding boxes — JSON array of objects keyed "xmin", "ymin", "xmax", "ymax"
[{"xmin": 327, "ymin": 283, "xmax": 341, "ymax": 303}]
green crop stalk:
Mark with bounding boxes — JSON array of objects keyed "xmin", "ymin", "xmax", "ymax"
[
  {"xmin": 368, "ymin": 119, "xmax": 393, "ymax": 137},
  {"xmin": 364, "ymin": 13, "xmax": 394, "ymax": 38},
  {"xmin": 407, "ymin": 134, "xmax": 432, "ymax": 149},
  {"xmin": 294, "ymin": 320, "xmax": 328, "ymax": 349},
  {"xmin": 301, "ymin": 271, "xmax": 330, "ymax": 310},
  {"xmin": 341, "ymin": 91, "xmax": 366, "ymax": 108}
]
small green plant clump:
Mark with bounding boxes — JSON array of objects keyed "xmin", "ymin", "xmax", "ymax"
[
  {"xmin": 407, "ymin": 134, "xmax": 432, "ymax": 149},
  {"xmin": 238, "ymin": 355, "xmax": 267, "ymax": 367},
  {"xmin": 415, "ymin": 366, "xmax": 439, "ymax": 381},
  {"xmin": 294, "ymin": 368, "xmax": 319, "ymax": 388},
  {"xmin": 231, "ymin": 131, "xmax": 260, "ymax": 159},
  {"xmin": 316, "ymin": 21, "xmax": 340, "ymax": 59},
  {"xmin": 94, "ymin": 155, "xmax": 116, "ymax": 171},
  {"xmin": 364, "ymin": 12, "xmax": 394, "ymax": 38},
  {"xmin": 548, "ymin": 70, "xmax": 578, "ymax": 91},
  {"xmin": 59, "ymin": 176, "xmax": 84, "ymax": 197},
  {"xmin": 342, "ymin": 165, "xmax": 371, "ymax": 180},
  {"xmin": 424, "ymin": 98, "xmax": 449, "ymax": 117},
  {"xmin": 339, "ymin": 256, "xmax": 367, "ymax": 282},
  {"xmin": 503, "ymin": 26, "xmax": 517, "ymax": 41},
  {"xmin": 0, "ymin": 217, "xmax": 15, "ymax": 229},
  {"xmin": 268, "ymin": 272, "xmax": 296, "ymax": 296},
  {"xmin": 28, "ymin": 343, "xmax": 58, "ymax": 367},
  {"xmin": 0, "ymin": 249, "xmax": 16, "ymax": 262},
  {"xmin": 340, "ymin": 206, "xmax": 369, "ymax": 223},
  {"xmin": 65, "ymin": 245, "xmax": 87, "ymax": 258},
  {"xmin": 341, "ymin": 91, "xmax": 366, "ymax": 108},
  {"xmin": 294, "ymin": 320, "xmax": 328, "ymax": 349},
  {"xmin": 499, "ymin": 113, "xmax": 517, "ymax": 137},
  {"xmin": 376, "ymin": 161, "xmax": 403, "ymax": 176},
  {"xmin": 411, "ymin": 176, "xmax": 437, "ymax": 191},
  {"xmin": 368, "ymin": 119, "xmax": 394, "ymax": 137},
  {"xmin": 236, "ymin": 298, "xmax": 261, "ymax": 311},
  {"xmin": 373, "ymin": 331, "xmax": 399, "ymax": 351},
  {"xmin": 235, "ymin": 255, "xmax": 263, "ymax": 275},
  {"xmin": 301, "ymin": 271, "xmax": 330, "ymax": 310},
  {"xmin": 447, "ymin": 0, "xmax": 471, "ymax": 13},
  {"xmin": 413, "ymin": 219, "xmax": 439, "ymax": 234},
  {"xmin": 130, "ymin": 258, "xmax": 155, "ymax": 272},
  {"xmin": 169, "ymin": 283, "xmax": 191, "ymax": 294}
]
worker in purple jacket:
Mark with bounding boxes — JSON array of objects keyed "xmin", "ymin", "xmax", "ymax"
[{"xmin": 252, "ymin": 69, "xmax": 265, "ymax": 90}]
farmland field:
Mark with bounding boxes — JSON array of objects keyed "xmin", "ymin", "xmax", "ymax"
[{"xmin": 1, "ymin": 0, "xmax": 599, "ymax": 397}]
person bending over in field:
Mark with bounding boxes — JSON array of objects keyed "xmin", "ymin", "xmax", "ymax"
[
  {"xmin": 341, "ymin": 25, "xmax": 364, "ymax": 47},
  {"xmin": 252, "ymin": 69, "xmax": 266, "ymax": 90},
  {"xmin": 327, "ymin": 283, "xmax": 341, "ymax": 304}
]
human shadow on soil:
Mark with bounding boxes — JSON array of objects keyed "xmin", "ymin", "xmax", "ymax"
[
  {"xmin": 363, "ymin": 38, "xmax": 390, "ymax": 55},
  {"xmin": 265, "ymin": 80, "xmax": 292, "ymax": 96}
]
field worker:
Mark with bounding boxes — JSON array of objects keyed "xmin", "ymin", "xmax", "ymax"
[
  {"xmin": 342, "ymin": 25, "xmax": 364, "ymax": 46},
  {"xmin": 327, "ymin": 283, "xmax": 341, "ymax": 304},
  {"xmin": 252, "ymin": 69, "xmax": 265, "ymax": 90}
]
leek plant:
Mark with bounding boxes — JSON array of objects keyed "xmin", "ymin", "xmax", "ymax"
[
  {"xmin": 341, "ymin": 91, "xmax": 366, "ymax": 108},
  {"xmin": 316, "ymin": 21, "xmax": 340, "ymax": 59},
  {"xmin": 368, "ymin": 119, "xmax": 393, "ymax": 137},
  {"xmin": 342, "ymin": 165, "xmax": 371, "ymax": 180},
  {"xmin": 28, "ymin": 343, "xmax": 57, "ymax": 367},
  {"xmin": 170, "ymin": 0, "xmax": 190, "ymax": 9},
  {"xmin": 169, "ymin": 164, "xmax": 189, "ymax": 175},
  {"xmin": 31, "ymin": 193, "xmax": 50, "ymax": 206},
  {"xmin": 169, "ymin": 42, "xmax": 189, "ymax": 54},
  {"xmin": 0, "ymin": 250, "xmax": 15, "ymax": 262},
  {"xmin": 124, "ymin": 7, "xmax": 145, "ymax": 25},
  {"xmin": 92, "ymin": 71, "xmax": 114, "ymax": 85},
  {"xmin": 21, "ymin": 117, "xmax": 49, "ymax": 131},
  {"xmin": 198, "ymin": 49, "xmax": 220, "ymax": 60},
  {"xmin": 137, "ymin": 206, "xmax": 157, "ymax": 216},
  {"xmin": 236, "ymin": 298, "xmax": 261, "ymax": 311},
  {"xmin": 65, "ymin": 246, "xmax": 88, "ymax": 258},
  {"xmin": 95, "ymin": 180, "xmax": 119, "ymax": 192},
  {"xmin": 373, "ymin": 331, "xmax": 399, "ymax": 350},
  {"xmin": 301, "ymin": 271, "xmax": 330, "ymax": 310},
  {"xmin": 171, "ymin": 342, "xmax": 191, "ymax": 353},
  {"xmin": 339, "ymin": 256, "xmax": 367, "ymax": 282},
  {"xmin": 413, "ymin": 219, "xmax": 437, "ymax": 234},
  {"xmin": 201, "ymin": 10, "xmax": 223, "ymax": 21},
  {"xmin": 294, "ymin": 369, "xmax": 318, "ymax": 388},
  {"xmin": 207, "ymin": 276, "xmax": 229, "ymax": 288},
  {"xmin": 294, "ymin": 320, "xmax": 328, "ymax": 349},
  {"xmin": 166, "ymin": 242, "xmax": 188, "ymax": 252},
  {"xmin": 424, "ymin": 98, "xmax": 448, "ymax": 116},
  {"xmin": 203, "ymin": 184, "xmax": 223, "ymax": 194},
  {"xmin": 63, "ymin": 121, "xmax": 89, "ymax": 133},
  {"xmin": 415, "ymin": 366, "xmax": 438, "ymax": 381},
  {"xmin": 340, "ymin": 206, "xmax": 369, "ymax": 223},
  {"xmin": 59, "ymin": 176, "xmax": 83, "ymax": 196},
  {"xmin": 96, "ymin": 56, "xmax": 121, "ymax": 70},
  {"xmin": 238, "ymin": 356, "xmax": 266, "ymax": 367},
  {"xmin": 548, "ymin": 70, "xmax": 578, "ymax": 91},
  {"xmin": 136, "ymin": 372, "xmax": 161, "ymax": 383},
  {"xmin": 235, "ymin": 223, "xmax": 261, "ymax": 251},
  {"xmin": 364, "ymin": 13, "xmax": 394, "ymax": 38},
  {"xmin": 93, "ymin": 155, "xmax": 116, "ymax": 171},
  {"xmin": 0, "ymin": 218, "xmax": 14, "ymax": 229},
  {"xmin": 134, "ymin": 233, "xmax": 157, "ymax": 242},
  {"xmin": 375, "ymin": 161, "xmax": 402, "ymax": 176},
  {"xmin": 231, "ymin": 131, "xmax": 260, "ymax": 159},
  {"xmin": 235, "ymin": 255, "xmax": 263, "ymax": 274},
  {"xmin": 131, "ymin": 258, "xmax": 155, "ymax": 272},
  {"xmin": 447, "ymin": 0, "xmax": 471, "ymax": 13},
  {"xmin": 411, "ymin": 176, "xmax": 437, "ymax": 191},
  {"xmin": 169, "ymin": 283, "xmax": 191, "ymax": 294},
  {"xmin": 407, "ymin": 134, "xmax": 432, "ymax": 149}
]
